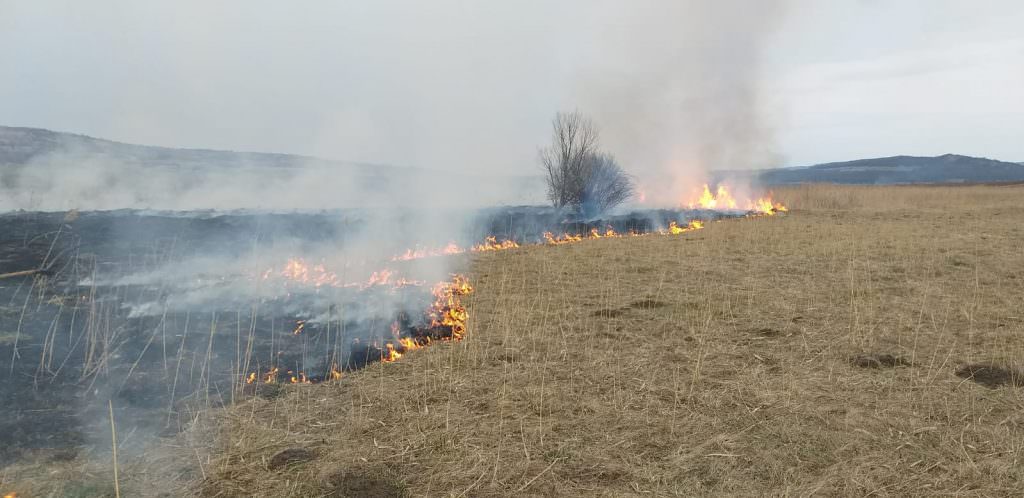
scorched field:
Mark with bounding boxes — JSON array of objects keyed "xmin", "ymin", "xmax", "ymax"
[{"xmin": 4, "ymin": 184, "xmax": 1024, "ymax": 497}]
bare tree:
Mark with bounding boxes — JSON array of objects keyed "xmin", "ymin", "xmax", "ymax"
[
  {"xmin": 577, "ymin": 152, "xmax": 634, "ymax": 217},
  {"xmin": 539, "ymin": 111, "xmax": 634, "ymax": 215}
]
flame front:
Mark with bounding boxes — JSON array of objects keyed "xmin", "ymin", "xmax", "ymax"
[
  {"xmin": 278, "ymin": 258, "xmax": 339, "ymax": 287},
  {"xmin": 393, "ymin": 236, "xmax": 519, "ymax": 261},
  {"xmin": 262, "ymin": 367, "xmax": 279, "ymax": 384},
  {"xmin": 428, "ymin": 274, "xmax": 473, "ymax": 340},
  {"xmin": 684, "ymin": 184, "xmax": 787, "ymax": 214},
  {"xmin": 392, "ymin": 242, "xmax": 464, "ymax": 261},
  {"xmin": 288, "ymin": 370, "xmax": 310, "ymax": 384},
  {"xmin": 472, "ymin": 236, "xmax": 519, "ymax": 252},
  {"xmin": 381, "ymin": 343, "xmax": 402, "ymax": 362},
  {"xmin": 243, "ymin": 274, "xmax": 474, "ymax": 385},
  {"xmin": 241, "ymin": 199, "xmax": 785, "ymax": 389},
  {"xmin": 544, "ymin": 232, "xmax": 584, "ymax": 245},
  {"xmin": 689, "ymin": 184, "xmax": 739, "ymax": 210},
  {"xmin": 266, "ymin": 258, "xmax": 422, "ymax": 291}
]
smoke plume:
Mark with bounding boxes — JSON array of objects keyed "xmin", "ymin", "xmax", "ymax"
[{"xmin": 575, "ymin": 1, "xmax": 790, "ymax": 205}]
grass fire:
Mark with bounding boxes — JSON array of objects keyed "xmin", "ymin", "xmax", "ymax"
[{"xmin": 3, "ymin": 2, "xmax": 1023, "ymax": 497}]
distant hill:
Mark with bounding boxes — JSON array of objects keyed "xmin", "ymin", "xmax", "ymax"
[
  {"xmin": 0, "ymin": 126, "xmax": 545, "ymax": 210},
  {"xmin": 0, "ymin": 125, "xmax": 406, "ymax": 175},
  {"xmin": 716, "ymin": 154, "xmax": 1024, "ymax": 185}
]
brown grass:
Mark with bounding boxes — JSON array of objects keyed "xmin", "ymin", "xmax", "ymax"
[
  {"xmin": 12, "ymin": 184, "xmax": 1023, "ymax": 496},
  {"xmin": 192, "ymin": 184, "xmax": 1024, "ymax": 496}
]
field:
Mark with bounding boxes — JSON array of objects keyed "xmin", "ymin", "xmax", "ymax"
[{"xmin": 5, "ymin": 184, "xmax": 1024, "ymax": 496}]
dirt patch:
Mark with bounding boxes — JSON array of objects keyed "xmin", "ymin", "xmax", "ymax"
[
  {"xmin": 327, "ymin": 470, "xmax": 407, "ymax": 498},
  {"xmin": 268, "ymin": 447, "xmax": 315, "ymax": 470},
  {"xmin": 498, "ymin": 351, "xmax": 518, "ymax": 363},
  {"xmin": 851, "ymin": 353, "xmax": 910, "ymax": 368},
  {"xmin": 630, "ymin": 298, "xmax": 667, "ymax": 309},
  {"xmin": 592, "ymin": 308, "xmax": 628, "ymax": 318},
  {"xmin": 954, "ymin": 364, "xmax": 1024, "ymax": 388},
  {"xmin": 752, "ymin": 327, "xmax": 784, "ymax": 338}
]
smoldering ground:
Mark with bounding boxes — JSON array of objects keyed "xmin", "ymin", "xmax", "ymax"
[{"xmin": 0, "ymin": 206, "xmax": 476, "ymax": 470}]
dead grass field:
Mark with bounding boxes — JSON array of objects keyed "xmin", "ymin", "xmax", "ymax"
[
  {"xmin": 194, "ymin": 184, "xmax": 1024, "ymax": 496},
  {"xmin": 9, "ymin": 184, "xmax": 1024, "ymax": 497}
]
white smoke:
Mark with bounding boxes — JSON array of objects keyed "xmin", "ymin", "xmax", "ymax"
[{"xmin": 574, "ymin": 1, "xmax": 790, "ymax": 206}]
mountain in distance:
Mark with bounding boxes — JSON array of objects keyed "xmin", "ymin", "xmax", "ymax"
[
  {"xmin": 0, "ymin": 126, "xmax": 545, "ymax": 210},
  {"xmin": 0, "ymin": 125, "xmax": 409, "ymax": 175},
  {"xmin": 716, "ymin": 154, "xmax": 1024, "ymax": 185},
  {"xmin": 3, "ymin": 126, "xmax": 1023, "ymax": 200}
]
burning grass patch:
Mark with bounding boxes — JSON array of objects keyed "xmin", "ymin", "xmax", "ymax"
[
  {"xmin": 11, "ymin": 184, "xmax": 1024, "ymax": 496},
  {"xmin": 190, "ymin": 186, "xmax": 1024, "ymax": 495}
]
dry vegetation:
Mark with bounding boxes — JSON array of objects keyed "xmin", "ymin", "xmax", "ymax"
[
  {"xmin": 194, "ymin": 184, "xmax": 1024, "ymax": 496},
  {"xmin": 8, "ymin": 184, "xmax": 1024, "ymax": 497}
]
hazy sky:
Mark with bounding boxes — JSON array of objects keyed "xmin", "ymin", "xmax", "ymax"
[{"xmin": 2, "ymin": 0, "xmax": 1022, "ymax": 178}]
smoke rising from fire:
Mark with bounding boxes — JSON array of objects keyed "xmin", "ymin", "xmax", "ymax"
[
  {"xmin": 573, "ymin": 1, "xmax": 790, "ymax": 206},
  {"xmin": 0, "ymin": 1, "xmax": 790, "ymax": 215}
]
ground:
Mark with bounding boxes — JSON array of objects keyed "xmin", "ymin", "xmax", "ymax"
[{"xmin": 5, "ymin": 184, "xmax": 1024, "ymax": 496}]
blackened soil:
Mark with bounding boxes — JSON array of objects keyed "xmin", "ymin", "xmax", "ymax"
[
  {"xmin": 0, "ymin": 211, "xmax": 409, "ymax": 468},
  {"xmin": 268, "ymin": 447, "xmax": 316, "ymax": 470},
  {"xmin": 955, "ymin": 363, "xmax": 1024, "ymax": 388},
  {"xmin": 327, "ymin": 470, "xmax": 408, "ymax": 498},
  {"xmin": 851, "ymin": 353, "xmax": 911, "ymax": 369}
]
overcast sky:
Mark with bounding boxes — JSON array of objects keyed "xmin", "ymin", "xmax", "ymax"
[{"xmin": 2, "ymin": 0, "xmax": 1022, "ymax": 178}]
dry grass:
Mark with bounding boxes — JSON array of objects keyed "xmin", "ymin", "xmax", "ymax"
[{"xmin": 86, "ymin": 185, "xmax": 1024, "ymax": 496}]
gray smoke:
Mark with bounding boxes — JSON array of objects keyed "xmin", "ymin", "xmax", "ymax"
[
  {"xmin": 0, "ymin": 1, "xmax": 789, "ymax": 214},
  {"xmin": 575, "ymin": 1, "xmax": 790, "ymax": 206}
]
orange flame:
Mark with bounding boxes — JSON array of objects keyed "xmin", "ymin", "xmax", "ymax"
[
  {"xmin": 471, "ymin": 236, "xmax": 519, "ymax": 252},
  {"xmin": 278, "ymin": 258, "xmax": 339, "ymax": 287},
  {"xmin": 381, "ymin": 342, "xmax": 402, "ymax": 362},
  {"xmin": 750, "ymin": 196, "xmax": 788, "ymax": 215},
  {"xmin": 664, "ymin": 219, "xmax": 704, "ymax": 235},
  {"xmin": 543, "ymin": 232, "xmax": 584, "ymax": 245},
  {"xmin": 288, "ymin": 370, "xmax": 310, "ymax": 384},
  {"xmin": 263, "ymin": 367, "xmax": 279, "ymax": 384},
  {"xmin": 394, "ymin": 236, "xmax": 519, "ymax": 261},
  {"xmin": 241, "ymin": 275, "xmax": 474, "ymax": 386},
  {"xmin": 689, "ymin": 184, "xmax": 738, "ymax": 210},
  {"xmin": 399, "ymin": 337, "xmax": 421, "ymax": 351},
  {"xmin": 685, "ymin": 184, "xmax": 787, "ymax": 214},
  {"xmin": 427, "ymin": 274, "xmax": 473, "ymax": 340},
  {"xmin": 267, "ymin": 258, "xmax": 429, "ymax": 291},
  {"xmin": 292, "ymin": 320, "xmax": 305, "ymax": 335},
  {"xmin": 392, "ymin": 242, "xmax": 464, "ymax": 261}
]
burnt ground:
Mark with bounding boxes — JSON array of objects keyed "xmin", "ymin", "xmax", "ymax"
[
  {"xmin": 0, "ymin": 207, "xmax": 725, "ymax": 472},
  {"xmin": 0, "ymin": 210, "xmax": 421, "ymax": 468}
]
